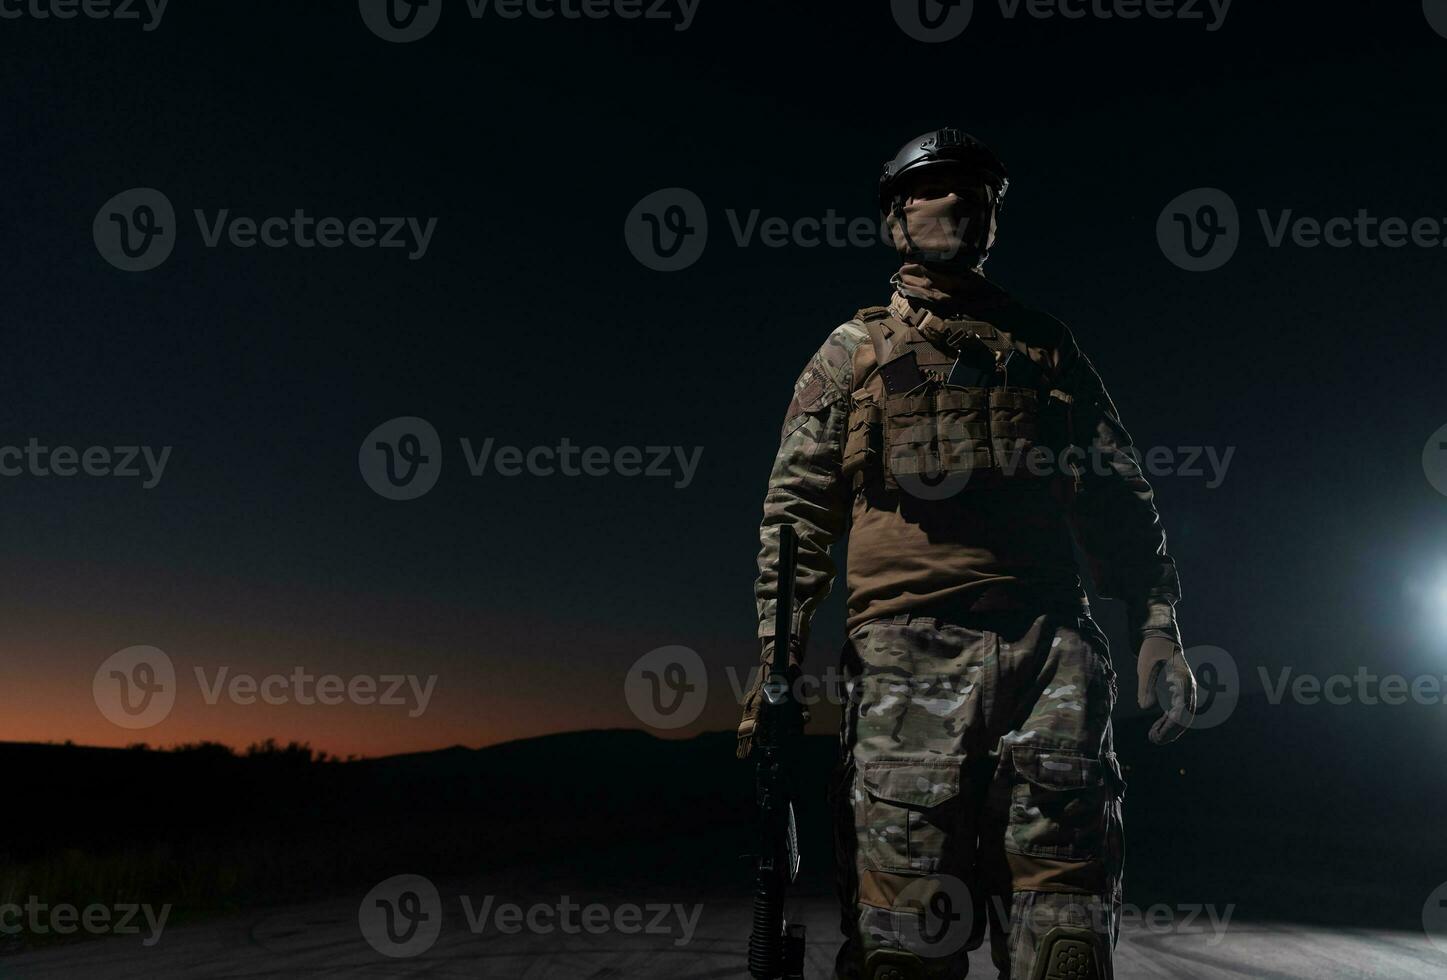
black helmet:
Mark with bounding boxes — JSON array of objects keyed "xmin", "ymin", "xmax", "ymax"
[{"xmin": 878, "ymin": 128, "xmax": 1009, "ymax": 214}]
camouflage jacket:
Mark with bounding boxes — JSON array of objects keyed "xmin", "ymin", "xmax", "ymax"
[{"xmin": 753, "ymin": 290, "xmax": 1182, "ymax": 664}]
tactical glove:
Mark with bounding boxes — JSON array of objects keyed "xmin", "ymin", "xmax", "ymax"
[
  {"xmin": 1136, "ymin": 636, "xmax": 1197, "ymax": 745},
  {"xmin": 736, "ymin": 638, "xmax": 809, "ymax": 759}
]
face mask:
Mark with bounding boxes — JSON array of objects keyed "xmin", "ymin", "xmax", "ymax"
[{"xmin": 885, "ymin": 193, "xmax": 994, "ymax": 268}]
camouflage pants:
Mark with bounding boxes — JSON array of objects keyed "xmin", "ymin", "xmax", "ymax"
[{"xmin": 831, "ymin": 611, "xmax": 1125, "ymax": 980}]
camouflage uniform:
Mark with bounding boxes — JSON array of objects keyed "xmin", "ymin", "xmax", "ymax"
[
  {"xmin": 839, "ymin": 613, "xmax": 1123, "ymax": 979},
  {"xmin": 746, "ymin": 291, "xmax": 1179, "ymax": 979}
]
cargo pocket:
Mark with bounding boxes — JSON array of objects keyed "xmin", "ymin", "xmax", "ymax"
[
  {"xmin": 859, "ymin": 758, "xmax": 962, "ymax": 874},
  {"xmin": 1005, "ymin": 746, "xmax": 1112, "ymax": 862}
]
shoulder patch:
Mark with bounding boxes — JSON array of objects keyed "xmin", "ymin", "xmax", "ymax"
[
  {"xmin": 816, "ymin": 322, "xmax": 869, "ymax": 392},
  {"xmin": 779, "ymin": 323, "xmax": 867, "ymax": 437}
]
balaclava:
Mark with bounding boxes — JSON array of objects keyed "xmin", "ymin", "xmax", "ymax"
[
  {"xmin": 878, "ymin": 129, "xmax": 1008, "ymax": 310},
  {"xmin": 885, "ymin": 175, "xmax": 1002, "ymax": 308}
]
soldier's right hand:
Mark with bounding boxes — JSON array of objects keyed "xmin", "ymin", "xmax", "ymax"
[{"xmin": 736, "ymin": 639, "xmax": 808, "ymax": 759}]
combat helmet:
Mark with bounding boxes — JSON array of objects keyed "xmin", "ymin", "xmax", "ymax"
[{"xmin": 878, "ymin": 127, "xmax": 1009, "ymax": 214}]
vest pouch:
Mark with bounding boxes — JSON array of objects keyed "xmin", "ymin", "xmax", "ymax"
[
  {"xmin": 933, "ymin": 387, "xmax": 994, "ymax": 477},
  {"xmin": 989, "ymin": 386, "xmax": 1042, "ymax": 477},
  {"xmin": 842, "ymin": 398, "xmax": 883, "ymax": 483},
  {"xmin": 883, "ymin": 385, "xmax": 992, "ymax": 488}
]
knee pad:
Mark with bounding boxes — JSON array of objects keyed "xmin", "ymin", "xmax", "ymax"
[
  {"xmin": 862, "ymin": 948, "xmax": 929, "ymax": 980},
  {"xmin": 1029, "ymin": 926, "xmax": 1109, "ymax": 980}
]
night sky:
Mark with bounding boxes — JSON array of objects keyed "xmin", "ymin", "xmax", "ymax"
[{"xmin": 3, "ymin": 1, "xmax": 1445, "ymax": 756}]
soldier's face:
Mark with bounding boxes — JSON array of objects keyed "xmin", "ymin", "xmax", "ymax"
[
  {"xmin": 903, "ymin": 169, "xmax": 989, "ymax": 206},
  {"xmin": 892, "ymin": 166, "xmax": 999, "ymax": 264}
]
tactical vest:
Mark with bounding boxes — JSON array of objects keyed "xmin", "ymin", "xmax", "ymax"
[{"xmin": 842, "ymin": 303, "xmax": 1079, "ymax": 495}]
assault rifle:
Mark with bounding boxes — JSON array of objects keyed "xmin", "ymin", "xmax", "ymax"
[{"xmin": 747, "ymin": 522, "xmax": 807, "ymax": 980}]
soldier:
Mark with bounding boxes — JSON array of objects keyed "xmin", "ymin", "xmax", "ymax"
[{"xmin": 738, "ymin": 128, "xmax": 1198, "ymax": 979}]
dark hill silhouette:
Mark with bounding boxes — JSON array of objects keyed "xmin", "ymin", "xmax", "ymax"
[{"xmin": 2, "ymin": 692, "xmax": 1442, "ymax": 953}]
